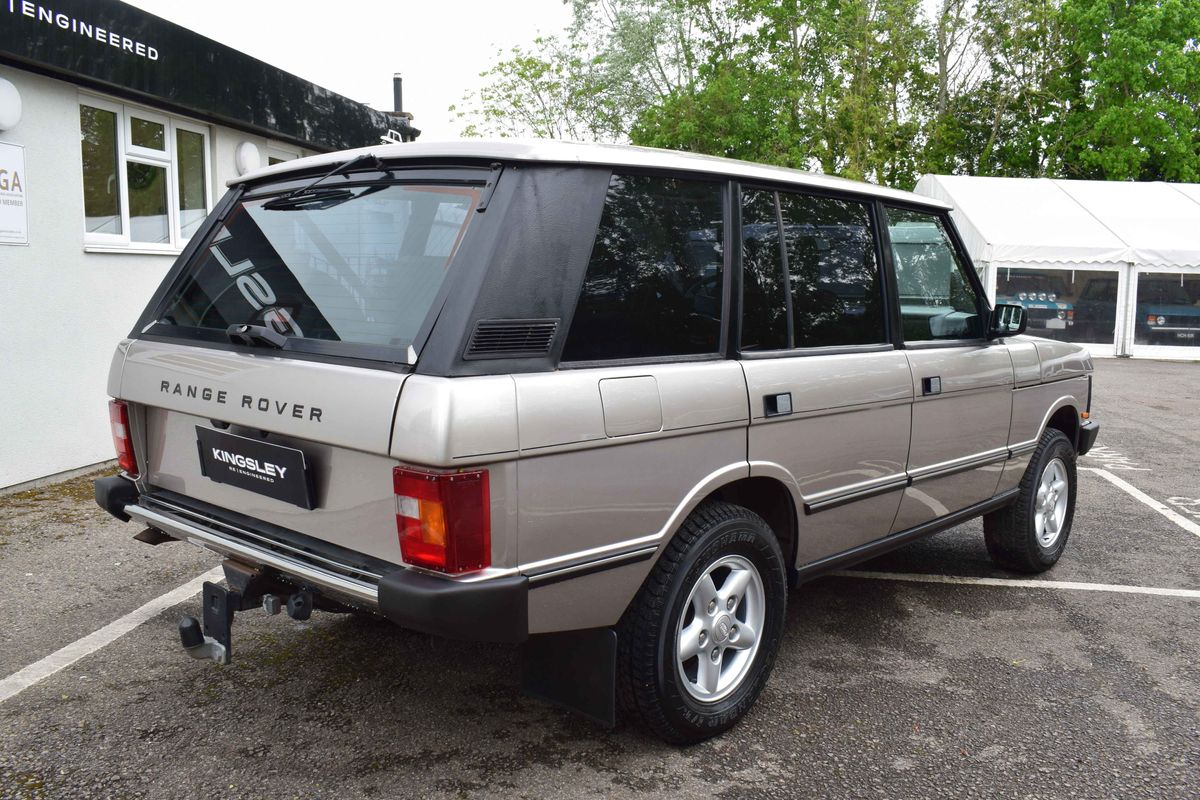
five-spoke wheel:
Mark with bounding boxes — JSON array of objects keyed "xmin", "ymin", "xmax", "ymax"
[
  {"xmin": 617, "ymin": 502, "xmax": 787, "ymax": 743},
  {"xmin": 985, "ymin": 427, "xmax": 1077, "ymax": 573},
  {"xmin": 1034, "ymin": 457, "xmax": 1069, "ymax": 547},
  {"xmin": 675, "ymin": 555, "xmax": 765, "ymax": 703}
]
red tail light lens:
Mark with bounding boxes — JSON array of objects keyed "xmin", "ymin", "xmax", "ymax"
[
  {"xmin": 394, "ymin": 466, "xmax": 490, "ymax": 574},
  {"xmin": 108, "ymin": 400, "xmax": 139, "ymax": 476}
]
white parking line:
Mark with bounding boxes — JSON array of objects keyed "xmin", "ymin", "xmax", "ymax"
[
  {"xmin": 832, "ymin": 570, "xmax": 1200, "ymax": 599},
  {"xmin": 0, "ymin": 567, "xmax": 223, "ymax": 705},
  {"xmin": 1082, "ymin": 466, "xmax": 1200, "ymax": 539}
]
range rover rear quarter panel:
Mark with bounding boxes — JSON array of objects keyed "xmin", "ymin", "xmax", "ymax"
[
  {"xmin": 93, "ymin": 140, "xmax": 1098, "ymax": 744},
  {"xmin": 514, "ymin": 360, "xmax": 750, "ymax": 630}
]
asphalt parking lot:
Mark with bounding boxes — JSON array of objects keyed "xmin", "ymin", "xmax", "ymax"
[{"xmin": 0, "ymin": 357, "xmax": 1197, "ymax": 800}]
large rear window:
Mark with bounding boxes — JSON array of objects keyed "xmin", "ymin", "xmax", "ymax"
[{"xmin": 152, "ymin": 179, "xmax": 482, "ymax": 361}]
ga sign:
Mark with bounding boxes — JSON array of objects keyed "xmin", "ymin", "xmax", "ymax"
[{"xmin": 0, "ymin": 141, "xmax": 27, "ymax": 245}]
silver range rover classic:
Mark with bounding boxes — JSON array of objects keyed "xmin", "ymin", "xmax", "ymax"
[{"xmin": 95, "ymin": 140, "xmax": 1099, "ymax": 743}]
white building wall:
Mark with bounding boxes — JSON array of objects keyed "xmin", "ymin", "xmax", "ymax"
[{"xmin": 0, "ymin": 64, "xmax": 313, "ymax": 487}]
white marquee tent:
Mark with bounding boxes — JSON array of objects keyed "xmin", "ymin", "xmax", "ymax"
[{"xmin": 914, "ymin": 175, "xmax": 1200, "ymax": 357}]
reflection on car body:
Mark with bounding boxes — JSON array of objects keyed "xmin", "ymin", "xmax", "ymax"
[{"xmin": 996, "ymin": 273, "xmax": 1074, "ymax": 338}]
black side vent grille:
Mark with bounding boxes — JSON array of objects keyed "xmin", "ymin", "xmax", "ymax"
[{"xmin": 465, "ymin": 319, "xmax": 560, "ymax": 359}]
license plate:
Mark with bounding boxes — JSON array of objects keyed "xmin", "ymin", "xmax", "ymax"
[
  {"xmin": 1045, "ymin": 319, "xmax": 1067, "ymax": 330},
  {"xmin": 1175, "ymin": 331, "xmax": 1195, "ymax": 339},
  {"xmin": 196, "ymin": 427, "xmax": 314, "ymax": 509}
]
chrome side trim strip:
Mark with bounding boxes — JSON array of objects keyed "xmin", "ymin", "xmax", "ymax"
[
  {"xmin": 519, "ymin": 532, "xmax": 663, "ymax": 576},
  {"xmin": 804, "ymin": 476, "xmax": 909, "ymax": 515},
  {"xmin": 126, "ymin": 504, "xmax": 381, "ymax": 606},
  {"xmin": 526, "ymin": 546, "xmax": 658, "ymax": 587},
  {"xmin": 909, "ymin": 446, "xmax": 1011, "ymax": 483},
  {"xmin": 1008, "ymin": 439, "xmax": 1039, "ymax": 457}
]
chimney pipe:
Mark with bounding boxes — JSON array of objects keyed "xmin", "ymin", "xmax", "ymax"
[{"xmin": 393, "ymin": 73, "xmax": 403, "ymax": 114}]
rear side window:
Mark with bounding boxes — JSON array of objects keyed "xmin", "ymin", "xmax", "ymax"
[
  {"xmin": 154, "ymin": 181, "xmax": 481, "ymax": 357},
  {"xmin": 562, "ymin": 173, "xmax": 724, "ymax": 361},
  {"xmin": 779, "ymin": 192, "xmax": 886, "ymax": 348},
  {"xmin": 737, "ymin": 188, "xmax": 886, "ymax": 351},
  {"xmin": 740, "ymin": 189, "xmax": 789, "ymax": 351}
]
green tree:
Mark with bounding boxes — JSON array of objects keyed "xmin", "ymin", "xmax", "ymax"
[
  {"xmin": 1050, "ymin": 0, "xmax": 1200, "ymax": 181},
  {"xmin": 450, "ymin": 36, "xmax": 612, "ymax": 140},
  {"xmin": 454, "ymin": 0, "xmax": 1200, "ymax": 186},
  {"xmin": 453, "ymin": 0, "xmax": 742, "ymax": 141},
  {"xmin": 926, "ymin": 0, "xmax": 1069, "ymax": 177},
  {"xmin": 634, "ymin": 0, "xmax": 931, "ymax": 186}
]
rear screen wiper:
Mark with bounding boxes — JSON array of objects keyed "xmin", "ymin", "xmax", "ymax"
[
  {"xmin": 263, "ymin": 188, "xmax": 355, "ymax": 211},
  {"xmin": 263, "ymin": 153, "xmax": 391, "ymax": 210}
]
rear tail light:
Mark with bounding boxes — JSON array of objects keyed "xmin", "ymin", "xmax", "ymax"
[
  {"xmin": 108, "ymin": 400, "xmax": 139, "ymax": 476},
  {"xmin": 394, "ymin": 466, "xmax": 490, "ymax": 574}
]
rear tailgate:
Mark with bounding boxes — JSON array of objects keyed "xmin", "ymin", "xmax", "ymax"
[{"xmin": 119, "ymin": 339, "xmax": 407, "ymax": 565}]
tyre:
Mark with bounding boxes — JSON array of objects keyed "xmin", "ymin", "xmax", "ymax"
[
  {"xmin": 617, "ymin": 501, "xmax": 787, "ymax": 744},
  {"xmin": 984, "ymin": 428, "xmax": 1076, "ymax": 573}
]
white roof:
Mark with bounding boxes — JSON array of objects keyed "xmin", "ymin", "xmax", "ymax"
[
  {"xmin": 914, "ymin": 174, "xmax": 1200, "ymax": 269},
  {"xmin": 233, "ymin": 139, "xmax": 948, "ymax": 209}
]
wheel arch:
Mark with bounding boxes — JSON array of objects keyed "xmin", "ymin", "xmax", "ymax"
[
  {"xmin": 704, "ymin": 477, "xmax": 799, "ymax": 580},
  {"xmin": 651, "ymin": 466, "xmax": 799, "ymax": 586},
  {"xmin": 1038, "ymin": 396, "xmax": 1082, "ymax": 452}
]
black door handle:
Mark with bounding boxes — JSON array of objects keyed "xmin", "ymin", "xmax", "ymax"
[{"xmin": 764, "ymin": 393, "xmax": 793, "ymax": 416}]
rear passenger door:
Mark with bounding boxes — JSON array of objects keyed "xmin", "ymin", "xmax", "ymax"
[
  {"xmin": 740, "ymin": 187, "xmax": 913, "ymax": 566},
  {"xmin": 882, "ymin": 205, "xmax": 1014, "ymax": 532}
]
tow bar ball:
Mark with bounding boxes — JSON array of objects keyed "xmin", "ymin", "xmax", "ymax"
[{"xmin": 178, "ymin": 583, "xmax": 314, "ymax": 665}]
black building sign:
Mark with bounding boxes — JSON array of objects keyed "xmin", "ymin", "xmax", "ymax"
[{"xmin": 0, "ymin": 0, "xmax": 391, "ymax": 151}]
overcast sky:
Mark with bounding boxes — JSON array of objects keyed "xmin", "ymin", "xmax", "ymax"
[{"xmin": 124, "ymin": 0, "xmax": 573, "ymax": 140}]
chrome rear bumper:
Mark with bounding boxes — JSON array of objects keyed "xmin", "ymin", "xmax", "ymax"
[{"xmin": 124, "ymin": 502, "xmax": 382, "ymax": 606}]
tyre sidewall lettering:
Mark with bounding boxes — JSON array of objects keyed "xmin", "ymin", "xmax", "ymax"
[{"xmin": 657, "ymin": 522, "xmax": 785, "ymax": 730}]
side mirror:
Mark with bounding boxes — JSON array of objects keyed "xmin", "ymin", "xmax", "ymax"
[{"xmin": 989, "ymin": 303, "xmax": 1027, "ymax": 338}]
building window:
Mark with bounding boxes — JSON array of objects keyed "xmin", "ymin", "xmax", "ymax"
[
  {"xmin": 266, "ymin": 145, "xmax": 301, "ymax": 166},
  {"xmin": 79, "ymin": 97, "xmax": 211, "ymax": 251}
]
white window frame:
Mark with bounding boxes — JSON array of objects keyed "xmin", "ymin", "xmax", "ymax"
[
  {"xmin": 173, "ymin": 119, "xmax": 214, "ymax": 242},
  {"xmin": 79, "ymin": 93, "xmax": 213, "ymax": 254},
  {"xmin": 125, "ymin": 108, "xmax": 170, "ymax": 160},
  {"xmin": 266, "ymin": 143, "xmax": 301, "ymax": 166}
]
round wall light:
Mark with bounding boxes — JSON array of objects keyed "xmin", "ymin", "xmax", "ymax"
[
  {"xmin": 0, "ymin": 78, "xmax": 22, "ymax": 131},
  {"xmin": 234, "ymin": 141, "xmax": 261, "ymax": 176}
]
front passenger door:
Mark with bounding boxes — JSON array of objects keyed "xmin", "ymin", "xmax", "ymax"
[{"xmin": 883, "ymin": 206, "xmax": 1014, "ymax": 532}]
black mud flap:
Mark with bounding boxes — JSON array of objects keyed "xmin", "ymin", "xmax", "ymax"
[{"xmin": 520, "ymin": 627, "xmax": 617, "ymax": 728}]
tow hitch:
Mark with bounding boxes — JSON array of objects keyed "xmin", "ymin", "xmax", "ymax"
[{"xmin": 178, "ymin": 560, "xmax": 318, "ymax": 665}]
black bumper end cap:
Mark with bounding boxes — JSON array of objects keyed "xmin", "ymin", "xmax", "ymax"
[
  {"xmin": 377, "ymin": 569, "xmax": 528, "ymax": 643},
  {"xmin": 95, "ymin": 475, "xmax": 138, "ymax": 522},
  {"xmin": 1078, "ymin": 418, "xmax": 1100, "ymax": 456}
]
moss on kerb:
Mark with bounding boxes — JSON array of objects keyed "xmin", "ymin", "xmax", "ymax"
[
  {"xmin": 0, "ymin": 468, "xmax": 115, "ymax": 510},
  {"xmin": 0, "ymin": 468, "xmax": 116, "ymax": 550}
]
